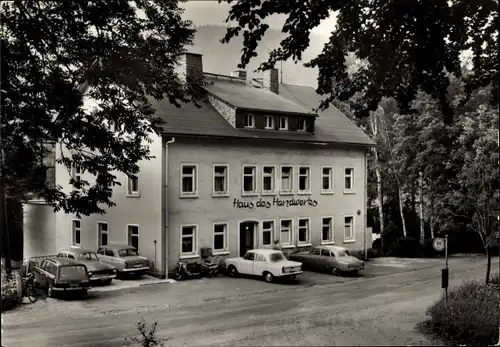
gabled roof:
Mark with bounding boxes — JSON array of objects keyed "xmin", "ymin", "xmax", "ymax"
[
  {"xmin": 203, "ymin": 75, "xmax": 316, "ymax": 117},
  {"xmin": 153, "ymin": 79, "xmax": 375, "ymax": 146}
]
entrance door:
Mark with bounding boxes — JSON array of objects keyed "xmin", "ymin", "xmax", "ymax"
[{"xmin": 239, "ymin": 222, "xmax": 255, "ymax": 257}]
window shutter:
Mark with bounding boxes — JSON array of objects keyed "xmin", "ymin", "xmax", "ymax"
[
  {"xmin": 235, "ymin": 113, "xmax": 245, "ymax": 128},
  {"xmin": 288, "ymin": 117, "xmax": 298, "ymax": 131}
]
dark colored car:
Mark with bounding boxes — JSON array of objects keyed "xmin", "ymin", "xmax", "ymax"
[
  {"xmin": 32, "ymin": 258, "xmax": 91, "ymax": 297},
  {"xmin": 288, "ymin": 245, "xmax": 365, "ymax": 276},
  {"xmin": 57, "ymin": 248, "xmax": 118, "ymax": 285},
  {"xmin": 96, "ymin": 244, "xmax": 150, "ymax": 278}
]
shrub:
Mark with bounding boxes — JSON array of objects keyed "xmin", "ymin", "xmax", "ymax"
[
  {"xmin": 125, "ymin": 319, "xmax": 169, "ymax": 347},
  {"xmin": 1, "ymin": 269, "xmax": 20, "ymax": 312},
  {"xmin": 422, "ymin": 280, "xmax": 499, "ymax": 345}
]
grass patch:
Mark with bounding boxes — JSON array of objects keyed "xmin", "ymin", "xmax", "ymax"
[{"xmin": 420, "ymin": 279, "xmax": 499, "ymax": 346}]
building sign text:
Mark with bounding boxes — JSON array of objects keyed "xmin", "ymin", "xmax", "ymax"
[{"xmin": 233, "ymin": 197, "xmax": 318, "ymax": 209}]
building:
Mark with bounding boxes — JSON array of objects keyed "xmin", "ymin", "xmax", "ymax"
[{"xmin": 23, "ymin": 52, "xmax": 375, "ymax": 277}]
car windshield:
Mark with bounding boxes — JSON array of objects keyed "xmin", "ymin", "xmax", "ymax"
[
  {"xmin": 118, "ymin": 248, "xmax": 138, "ymax": 257},
  {"xmin": 59, "ymin": 265, "xmax": 88, "ymax": 280},
  {"xmin": 336, "ymin": 249, "xmax": 350, "ymax": 257},
  {"xmin": 78, "ymin": 252, "xmax": 99, "ymax": 260},
  {"xmin": 269, "ymin": 252, "xmax": 286, "ymax": 262}
]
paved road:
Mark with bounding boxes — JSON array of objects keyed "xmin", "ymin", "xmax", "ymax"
[{"xmin": 2, "ymin": 256, "xmax": 496, "ymax": 347}]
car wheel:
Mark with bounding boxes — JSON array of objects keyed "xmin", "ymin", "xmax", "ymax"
[
  {"xmin": 47, "ymin": 284, "xmax": 54, "ymax": 298},
  {"xmin": 102, "ymin": 279, "xmax": 112, "ymax": 285},
  {"xmin": 228, "ymin": 265, "xmax": 238, "ymax": 278},
  {"xmin": 330, "ymin": 267, "xmax": 340, "ymax": 276},
  {"xmin": 263, "ymin": 272, "xmax": 274, "ymax": 283}
]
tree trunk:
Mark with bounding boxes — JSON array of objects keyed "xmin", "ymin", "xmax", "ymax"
[
  {"xmin": 411, "ymin": 182, "xmax": 416, "ymax": 218},
  {"xmin": 419, "ymin": 171, "xmax": 425, "ymax": 247},
  {"xmin": 373, "ymin": 149, "xmax": 385, "ymax": 249},
  {"xmin": 429, "ymin": 194, "xmax": 435, "ymax": 239},
  {"xmin": 395, "ymin": 176, "xmax": 407, "ymax": 238},
  {"xmin": 485, "ymin": 246, "xmax": 491, "ymax": 284}
]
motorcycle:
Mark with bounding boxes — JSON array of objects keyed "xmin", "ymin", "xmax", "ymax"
[{"xmin": 172, "ymin": 259, "xmax": 219, "ymax": 281}]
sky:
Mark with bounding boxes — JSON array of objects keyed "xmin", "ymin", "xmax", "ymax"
[{"xmin": 181, "ymin": 0, "xmax": 337, "ymax": 39}]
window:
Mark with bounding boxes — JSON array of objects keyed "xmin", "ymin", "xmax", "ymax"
[
  {"xmin": 298, "ymin": 118, "xmax": 307, "ymax": 131},
  {"xmin": 244, "ymin": 252, "xmax": 255, "ymax": 261},
  {"xmin": 321, "ymin": 249, "xmax": 331, "ymax": 257},
  {"xmin": 72, "ymin": 220, "xmax": 81, "ymax": 246},
  {"xmin": 310, "ymin": 248, "xmax": 321, "ymax": 255},
  {"xmin": 67, "ymin": 254, "xmax": 75, "ymax": 259},
  {"xmin": 344, "ymin": 167, "xmax": 354, "ymax": 192},
  {"xmin": 322, "ymin": 217, "xmax": 334, "ymax": 243},
  {"xmin": 264, "ymin": 115, "xmax": 274, "ymax": 129},
  {"xmin": 98, "ymin": 222, "xmax": 108, "ymax": 247},
  {"xmin": 127, "ymin": 175, "xmax": 139, "ymax": 195},
  {"xmin": 280, "ymin": 219, "xmax": 292, "ymax": 245},
  {"xmin": 280, "ymin": 166, "xmax": 293, "ymax": 193},
  {"xmin": 255, "ymin": 254, "xmax": 266, "ymax": 262},
  {"xmin": 181, "ymin": 164, "xmax": 198, "ymax": 196},
  {"xmin": 279, "ymin": 116, "xmax": 288, "ymax": 130},
  {"xmin": 242, "ymin": 165, "xmax": 257, "ymax": 194},
  {"xmin": 262, "ymin": 221, "xmax": 274, "ymax": 246},
  {"xmin": 105, "ymin": 249, "xmax": 114, "ymax": 257},
  {"xmin": 213, "ymin": 165, "xmax": 228, "ymax": 195},
  {"xmin": 127, "ymin": 225, "xmax": 139, "ymax": 250},
  {"xmin": 298, "ymin": 166, "xmax": 311, "ymax": 193},
  {"xmin": 321, "ymin": 167, "xmax": 333, "ymax": 193},
  {"xmin": 344, "ymin": 216, "xmax": 355, "ymax": 241},
  {"xmin": 181, "ymin": 225, "xmax": 197, "ymax": 256},
  {"xmin": 298, "ymin": 218, "xmax": 310, "ymax": 244},
  {"xmin": 72, "ymin": 164, "xmax": 81, "ymax": 185},
  {"xmin": 97, "ymin": 248, "xmax": 105, "ymax": 255},
  {"xmin": 213, "ymin": 223, "xmax": 227, "ymax": 253},
  {"xmin": 244, "ymin": 114, "xmax": 254, "ymax": 128},
  {"xmin": 262, "ymin": 166, "xmax": 276, "ymax": 193}
]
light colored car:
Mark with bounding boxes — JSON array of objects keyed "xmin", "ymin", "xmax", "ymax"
[
  {"xmin": 288, "ymin": 245, "xmax": 364, "ymax": 276},
  {"xmin": 96, "ymin": 244, "xmax": 150, "ymax": 278},
  {"xmin": 225, "ymin": 249, "xmax": 302, "ymax": 283},
  {"xmin": 57, "ymin": 248, "xmax": 117, "ymax": 285}
]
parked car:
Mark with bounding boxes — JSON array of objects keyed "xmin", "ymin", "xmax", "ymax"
[
  {"xmin": 225, "ymin": 249, "xmax": 302, "ymax": 283},
  {"xmin": 288, "ymin": 245, "xmax": 365, "ymax": 276},
  {"xmin": 57, "ymin": 248, "xmax": 118, "ymax": 285},
  {"xmin": 96, "ymin": 244, "xmax": 150, "ymax": 278},
  {"xmin": 32, "ymin": 258, "xmax": 91, "ymax": 298}
]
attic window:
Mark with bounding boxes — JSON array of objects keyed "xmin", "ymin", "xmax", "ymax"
[
  {"xmin": 298, "ymin": 118, "xmax": 307, "ymax": 131},
  {"xmin": 244, "ymin": 114, "xmax": 255, "ymax": 128},
  {"xmin": 264, "ymin": 115, "xmax": 274, "ymax": 129},
  {"xmin": 279, "ymin": 116, "xmax": 288, "ymax": 130}
]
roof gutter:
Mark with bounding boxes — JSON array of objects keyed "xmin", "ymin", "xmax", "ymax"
[
  {"xmin": 161, "ymin": 132, "xmax": 375, "ymax": 148},
  {"xmin": 236, "ymin": 107, "xmax": 319, "ymax": 118}
]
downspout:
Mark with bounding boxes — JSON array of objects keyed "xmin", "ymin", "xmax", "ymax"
[{"xmin": 163, "ymin": 137, "xmax": 175, "ymax": 278}]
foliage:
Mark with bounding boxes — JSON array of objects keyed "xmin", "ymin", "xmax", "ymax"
[
  {"xmin": 220, "ymin": 0, "xmax": 498, "ymax": 123},
  {"xmin": 422, "ymin": 280, "xmax": 499, "ymax": 345},
  {"xmin": 1, "ymin": 0, "xmax": 197, "ymax": 216},
  {"xmin": 1, "ymin": 268, "xmax": 19, "ymax": 312},
  {"xmin": 125, "ymin": 319, "xmax": 169, "ymax": 347}
]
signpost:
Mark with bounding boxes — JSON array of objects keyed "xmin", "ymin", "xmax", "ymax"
[{"xmin": 433, "ymin": 236, "xmax": 449, "ymax": 307}]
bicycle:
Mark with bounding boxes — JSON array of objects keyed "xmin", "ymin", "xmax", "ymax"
[{"xmin": 23, "ymin": 272, "xmax": 37, "ymax": 303}]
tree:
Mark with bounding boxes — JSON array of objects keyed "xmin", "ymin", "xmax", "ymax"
[
  {"xmin": 219, "ymin": 0, "xmax": 498, "ymax": 124},
  {"xmin": 1, "ymin": 0, "xmax": 199, "ymax": 272},
  {"xmin": 1, "ymin": 0, "xmax": 197, "ymax": 215}
]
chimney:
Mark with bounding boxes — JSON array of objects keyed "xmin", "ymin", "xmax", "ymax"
[
  {"xmin": 176, "ymin": 52, "xmax": 203, "ymax": 84},
  {"xmin": 263, "ymin": 68, "xmax": 279, "ymax": 94},
  {"xmin": 231, "ymin": 69, "xmax": 247, "ymax": 80}
]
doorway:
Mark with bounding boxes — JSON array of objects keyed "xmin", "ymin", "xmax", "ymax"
[{"xmin": 239, "ymin": 222, "xmax": 257, "ymax": 256}]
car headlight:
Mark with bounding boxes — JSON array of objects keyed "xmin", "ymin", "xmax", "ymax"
[
  {"xmin": 88, "ymin": 272, "xmax": 93, "ymax": 276},
  {"xmin": 112, "ymin": 268, "xmax": 118, "ymax": 273}
]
